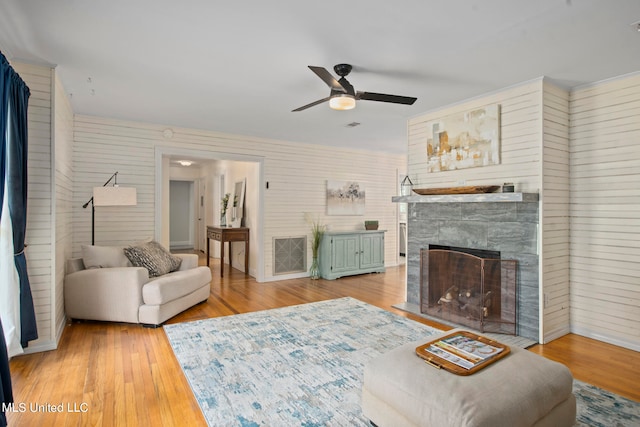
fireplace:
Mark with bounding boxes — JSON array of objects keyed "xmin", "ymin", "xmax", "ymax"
[
  {"xmin": 399, "ymin": 194, "xmax": 540, "ymax": 341},
  {"xmin": 421, "ymin": 245, "xmax": 517, "ymax": 334}
]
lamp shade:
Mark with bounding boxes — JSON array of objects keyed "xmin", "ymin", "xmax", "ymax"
[{"xmin": 93, "ymin": 186, "xmax": 137, "ymax": 206}]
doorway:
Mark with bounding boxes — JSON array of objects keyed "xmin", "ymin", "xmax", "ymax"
[
  {"xmin": 169, "ymin": 180, "xmax": 195, "ymax": 250},
  {"xmin": 155, "ymin": 146, "xmax": 265, "ymax": 281}
]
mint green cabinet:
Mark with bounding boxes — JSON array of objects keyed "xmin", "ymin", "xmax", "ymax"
[{"xmin": 318, "ymin": 231, "xmax": 385, "ymax": 280}]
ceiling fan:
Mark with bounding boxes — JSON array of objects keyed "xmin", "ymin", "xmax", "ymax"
[{"xmin": 292, "ymin": 64, "xmax": 417, "ymax": 112}]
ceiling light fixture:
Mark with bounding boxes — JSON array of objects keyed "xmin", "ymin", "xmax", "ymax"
[
  {"xmin": 329, "ymin": 94, "xmax": 356, "ymax": 111},
  {"xmin": 178, "ymin": 160, "xmax": 193, "ymax": 166}
]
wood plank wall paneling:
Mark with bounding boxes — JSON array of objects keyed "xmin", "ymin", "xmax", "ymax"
[
  {"xmin": 72, "ymin": 122, "xmax": 157, "ymax": 247},
  {"xmin": 541, "ymin": 81, "xmax": 571, "ymax": 342},
  {"xmin": 72, "ymin": 115, "xmax": 405, "ymax": 280},
  {"xmin": 408, "ymin": 79, "xmax": 543, "ymax": 192},
  {"xmin": 15, "ymin": 55, "xmax": 637, "ymax": 354},
  {"xmin": 569, "ymin": 73, "xmax": 640, "ymax": 351},
  {"xmin": 407, "ymin": 78, "xmax": 575, "ymax": 345},
  {"xmin": 11, "ymin": 62, "xmax": 56, "ymax": 352},
  {"xmin": 54, "ymin": 72, "xmax": 74, "ymax": 343}
]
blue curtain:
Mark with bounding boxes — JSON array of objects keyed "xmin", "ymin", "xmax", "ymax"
[
  {"xmin": 0, "ymin": 51, "xmax": 12, "ymax": 427},
  {"xmin": 0, "ymin": 319, "xmax": 11, "ymax": 427},
  {"xmin": 1, "ymin": 51, "xmax": 38, "ymax": 426},
  {"xmin": 0, "ymin": 54, "xmax": 7, "ymax": 223},
  {"xmin": 6, "ymin": 62, "xmax": 37, "ymax": 347}
]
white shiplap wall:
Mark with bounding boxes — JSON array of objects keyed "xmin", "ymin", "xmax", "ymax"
[
  {"xmin": 73, "ymin": 115, "xmax": 405, "ymax": 281},
  {"xmin": 541, "ymin": 81, "xmax": 571, "ymax": 342},
  {"xmin": 11, "ymin": 62, "xmax": 57, "ymax": 352},
  {"xmin": 408, "ymin": 78, "xmax": 573, "ymax": 344},
  {"xmin": 569, "ymin": 73, "xmax": 640, "ymax": 351},
  {"xmin": 408, "ymin": 79, "xmax": 543, "ymax": 192},
  {"xmin": 53, "ymin": 72, "xmax": 74, "ymax": 344}
]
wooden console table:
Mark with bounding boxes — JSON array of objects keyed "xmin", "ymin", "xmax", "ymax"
[{"xmin": 206, "ymin": 226, "xmax": 250, "ymax": 277}]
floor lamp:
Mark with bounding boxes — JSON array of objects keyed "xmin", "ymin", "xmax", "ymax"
[{"xmin": 82, "ymin": 172, "xmax": 137, "ymax": 245}]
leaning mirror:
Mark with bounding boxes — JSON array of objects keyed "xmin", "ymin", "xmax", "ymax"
[{"xmin": 231, "ymin": 179, "xmax": 245, "ymax": 227}]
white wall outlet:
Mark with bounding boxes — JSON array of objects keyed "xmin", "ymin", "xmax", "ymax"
[{"xmin": 456, "ymin": 180, "xmax": 466, "ymax": 186}]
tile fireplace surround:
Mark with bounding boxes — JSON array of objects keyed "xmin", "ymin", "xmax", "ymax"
[{"xmin": 393, "ymin": 193, "xmax": 540, "ymax": 341}]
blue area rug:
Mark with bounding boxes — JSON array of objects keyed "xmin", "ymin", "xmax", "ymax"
[{"xmin": 164, "ymin": 297, "xmax": 639, "ymax": 426}]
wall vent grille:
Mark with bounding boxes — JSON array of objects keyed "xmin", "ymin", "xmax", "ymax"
[{"xmin": 273, "ymin": 236, "xmax": 307, "ymax": 275}]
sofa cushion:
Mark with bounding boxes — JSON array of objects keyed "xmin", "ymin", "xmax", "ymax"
[
  {"xmin": 174, "ymin": 253, "xmax": 199, "ymax": 271},
  {"xmin": 143, "ymin": 266, "xmax": 211, "ymax": 305},
  {"xmin": 124, "ymin": 241, "xmax": 182, "ymax": 277},
  {"xmin": 82, "ymin": 244, "xmax": 132, "ymax": 269}
]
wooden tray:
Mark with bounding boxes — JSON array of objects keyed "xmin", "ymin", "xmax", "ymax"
[
  {"xmin": 415, "ymin": 331, "xmax": 510, "ymax": 375},
  {"xmin": 413, "ymin": 185, "xmax": 500, "ymax": 195}
]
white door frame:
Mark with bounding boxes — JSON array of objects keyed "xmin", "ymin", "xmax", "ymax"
[
  {"xmin": 197, "ymin": 177, "xmax": 206, "ymax": 252},
  {"xmin": 154, "ymin": 146, "xmax": 266, "ymax": 282}
]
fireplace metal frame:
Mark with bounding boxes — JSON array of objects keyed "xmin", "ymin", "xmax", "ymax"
[{"xmin": 420, "ymin": 248, "xmax": 517, "ymax": 335}]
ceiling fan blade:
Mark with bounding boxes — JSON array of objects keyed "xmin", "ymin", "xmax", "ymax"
[
  {"xmin": 356, "ymin": 91, "xmax": 417, "ymax": 105},
  {"xmin": 292, "ymin": 97, "xmax": 331, "ymax": 112},
  {"xmin": 308, "ymin": 66, "xmax": 346, "ymax": 92}
]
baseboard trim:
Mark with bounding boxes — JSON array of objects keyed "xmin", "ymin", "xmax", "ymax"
[
  {"xmin": 56, "ymin": 316, "xmax": 66, "ymax": 344},
  {"xmin": 170, "ymin": 243, "xmax": 194, "ymax": 250},
  {"xmin": 542, "ymin": 326, "xmax": 571, "ymax": 344},
  {"xmin": 263, "ymin": 271, "xmax": 309, "ymax": 282},
  {"xmin": 20, "ymin": 339, "xmax": 58, "ymax": 355},
  {"xmin": 571, "ymin": 326, "xmax": 640, "ymax": 352}
]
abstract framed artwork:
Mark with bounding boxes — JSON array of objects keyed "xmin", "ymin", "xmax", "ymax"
[
  {"xmin": 426, "ymin": 104, "xmax": 500, "ymax": 172},
  {"xmin": 326, "ymin": 180, "xmax": 365, "ymax": 215}
]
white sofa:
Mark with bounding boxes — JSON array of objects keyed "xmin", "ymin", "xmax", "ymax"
[{"xmin": 64, "ymin": 245, "xmax": 212, "ymax": 327}]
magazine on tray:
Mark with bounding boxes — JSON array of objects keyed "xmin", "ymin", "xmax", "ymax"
[{"xmin": 422, "ymin": 333, "xmax": 505, "ymax": 370}]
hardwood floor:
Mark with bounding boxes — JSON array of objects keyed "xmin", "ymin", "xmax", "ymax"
[{"xmin": 7, "ymin": 257, "xmax": 639, "ymax": 426}]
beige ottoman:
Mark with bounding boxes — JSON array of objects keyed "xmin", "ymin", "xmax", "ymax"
[{"xmin": 362, "ymin": 330, "xmax": 576, "ymax": 427}]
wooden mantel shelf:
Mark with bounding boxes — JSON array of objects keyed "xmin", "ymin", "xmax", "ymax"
[{"xmin": 392, "ymin": 192, "xmax": 539, "ymax": 203}]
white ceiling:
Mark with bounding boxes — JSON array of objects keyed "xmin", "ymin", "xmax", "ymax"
[{"xmin": 1, "ymin": 1, "xmax": 640, "ymax": 154}]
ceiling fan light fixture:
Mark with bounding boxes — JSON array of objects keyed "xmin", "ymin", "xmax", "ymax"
[
  {"xmin": 329, "ymin": 94, "xmax": 356, "ymax": 111},
  {"xmin": 292, "ymin": 64, "xmax": 416, "ymax": 112}
]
